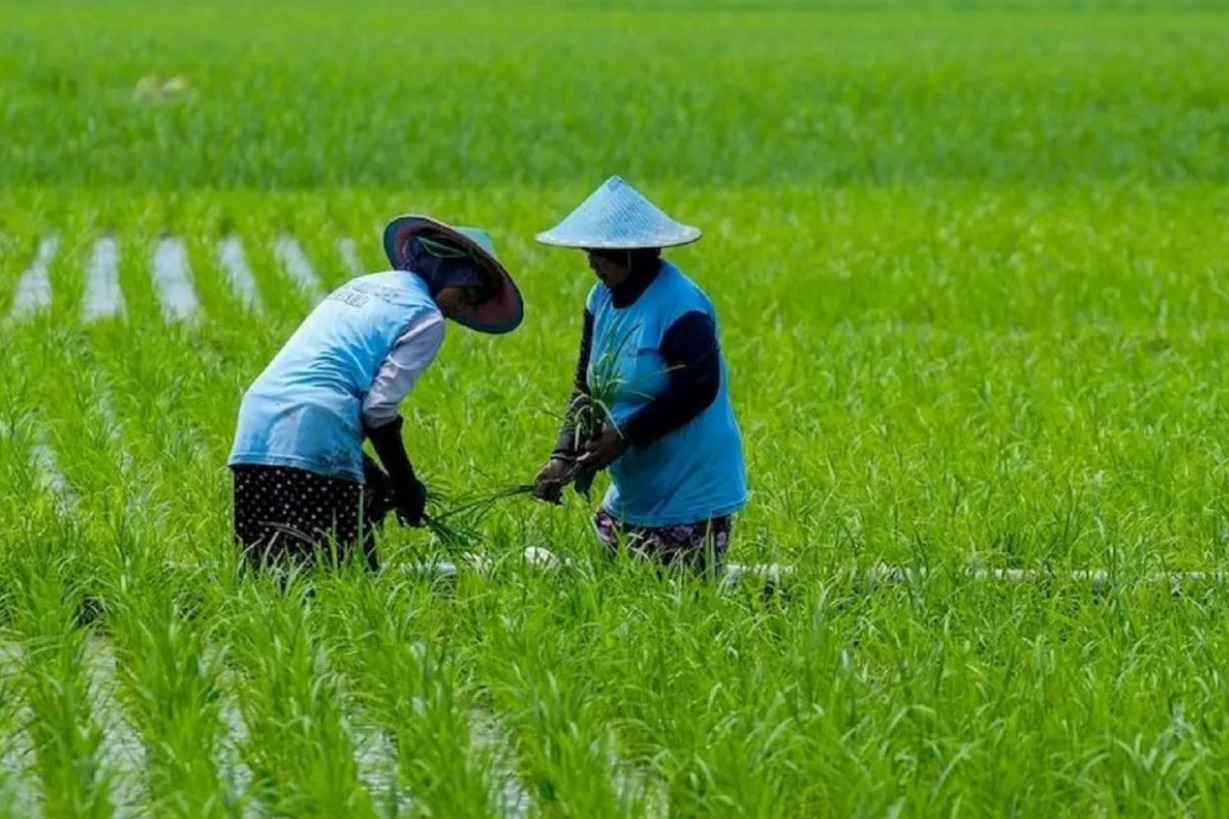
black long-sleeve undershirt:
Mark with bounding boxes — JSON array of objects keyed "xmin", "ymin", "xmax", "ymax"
[
  {"xmin": 552, "ymin": 305, "xmax": 721, "ymax": 458},
  {"xmin": 553, "ymin": 308, "xmax": 595, "ymax": 459},
  {"xmin": 621, "ymin": 310, "xmax": 720, "ymax": 447}
]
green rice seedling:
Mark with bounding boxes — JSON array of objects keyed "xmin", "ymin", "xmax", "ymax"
[
  {"xmin": 107, "ymin": 570, "xmax": 236, "ymax": 819},
  {"xmin": 1, "ymin": 2, "xmax": 1229, "ymax": 816},
  {"xmin": 421, "ymin": 482, "xmax": 537, "ymax": 552},
  {"xmin": 322, "ymin": 576, "xmax": 503, "ymax": 819},
  {"xmin": 6, "ymin": 546, "xmax": 115, "ymax": 819},
  {"xmin": 0, "ymin": 632, "xmax": 30, "ymax": 819},
  {"xmin": 475, "ymin": 563, "xmax": 664, "ymax": 819},
  {"xmin": 226, "ymin": 578, "xmax": 376, "ymax": 818}
]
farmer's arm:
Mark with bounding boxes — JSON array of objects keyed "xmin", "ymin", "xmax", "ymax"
[
  {"xmin": 362, "ymin": 313, "xmax": 447, "ymax": 429},
  {"xmin": 551, "ymin": 307, "xmax": 595, "ymax": 461},
  {"xmin": 619, "ymin": 311, "xmax": 720, "ymax": 449},
  {"xmin": 362, "ymin": 313, "xmax": 446, "ymax": 483}
]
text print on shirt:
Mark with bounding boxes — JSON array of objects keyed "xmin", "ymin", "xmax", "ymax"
[
  {"xmin": 327, "ymin": 289, "xmax": 369, "ymax": 308},
  {"xmin": 327, "ymin": 280, "xmax": 408, "ymax": 309}
]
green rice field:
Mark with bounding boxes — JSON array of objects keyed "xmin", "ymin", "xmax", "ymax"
[{"xmin": 2, "ymin": 0, "xmax": 1229, "ymax": 816}]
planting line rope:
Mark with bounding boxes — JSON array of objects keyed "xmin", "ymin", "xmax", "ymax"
[{"xmin": 409, "ymin": 550, "xmax": 1229, "ymax": 593}]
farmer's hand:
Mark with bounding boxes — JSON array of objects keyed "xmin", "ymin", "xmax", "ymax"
[
  {"xmin": 533, "ymin": 458, "xmax": 572, "ymax": 504},
  {"xmin": 392, "ymin": 478, "xmax": 427, "ymax": 527},
  {"xmin": 576, "ymin": 428, "xmax": 626, "ymax": 472}
]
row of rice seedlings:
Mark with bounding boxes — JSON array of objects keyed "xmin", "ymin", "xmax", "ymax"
[
  {"xmin": 4, "ymin": 544, "xmax": 116, "ymax": 819},
  {"xmin": 4, "ymin": 325, "xmax": 159, "ymax": 815},
  {"xmin": 106, "ymin": 570, "xmax": 237, "ymax": 819},
  {"xmin": 321, "ymin": 577, "xmax": 508, "ymax": 818},
  {"xmin": 8, "ymin": 1, "xmax": 1226, "ymax": 189},
  {"xmin": 85, "ymin": 320, "xmax": 224, "ymax": 549},
  {"xmin": 22, "ymin": 351, "xmax": 147, "ymax": 571},
  {"xmin": 604, "ymin": 578, "xmax": 812, "ymax": 817},
  {"xmin": 22, "ymin": 227, "xmax": 129, "ymax": 485},
  {"xmin": 223, "ymin": 578, "xmax": 376, "ymax": 818},
  {"xmin": 4, "ymin": 281, "xmax": 226, "ymax": 815},
  {"xmin": 474, "ymin": 576, "xmax": 642, "ymax": 819},
  {"xmin": 0, "ymin": 640, "xmax": 26, "ymax": 819},
  {"xmin": 0, "ymin": 412, "xmax": 42, "ymax": 818}
]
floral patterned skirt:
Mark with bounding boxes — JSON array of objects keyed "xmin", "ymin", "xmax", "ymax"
[{"xmin": 592, "ymin": 507, "xmax": 733, "ymax": 575}]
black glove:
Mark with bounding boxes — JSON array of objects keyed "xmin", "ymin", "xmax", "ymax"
[
  {"xmin": 393, "ymin": 478, "xmax": 427, "ymax": 528},
  {"xmin": 364, "ymin": 416, "xmax": 428, "ymax": 527},
  {"xmin": 362, "ymin": 454, "xmax": 396, "ymax": 522}
]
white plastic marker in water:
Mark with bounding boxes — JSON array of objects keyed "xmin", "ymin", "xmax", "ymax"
[
  {"xmin": 275, "ymin": 235, "xmax": 324, "ymax": 302},
  {"xmin": 218, "ymin": 235, "xmax": 263, "ymax": 312},
  {"xmin": 522, "ymin": 546, "xmax": 562, "ymax": 568},
  {"xmin": 11, "ymin": 235, "xmax": 58, "ymax": 318},
  {"xmin": 83, "ymin": 234, "xmax": 123, "ymax": 321},
  {"xmin": 338, "ymin": 237, "xmax": 365, "ymax": 278},
  {"xmin": 152, "ymin": 234, "xmax": 200, "ymax": 320}
]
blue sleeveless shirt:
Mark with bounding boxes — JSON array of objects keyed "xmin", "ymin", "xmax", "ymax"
[
  {"xmin": 228, "ymin": 272, "xmax": 440, "ymax": 482},
  {"xmin": 587, "ymin": 262, "xmax": 748, "ymax": 526}
]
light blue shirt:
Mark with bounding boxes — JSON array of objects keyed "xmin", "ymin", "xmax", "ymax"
[
  {"xmin": 228, "ymin": 271, "xmax": 442, "ymax": 482},
  {"xmin": 588, "ymin": 262, "xmax": 748, "ymax": 526}
]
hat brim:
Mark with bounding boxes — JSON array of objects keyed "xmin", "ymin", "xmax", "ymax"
[
  {"xmin": 534, "ymin": 227, "xmax": 702, "ymax": 250},
  {"xmin": 383, "ymin": 215, "xmax": 524, "ymax": 335}
]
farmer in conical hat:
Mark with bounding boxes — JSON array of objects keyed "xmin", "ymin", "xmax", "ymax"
[
  {"xmin": 532, "ymin": 175, "xmax": 747, "ymax": 575},
  {"xmin": 228, "ymin": 216, "xmax": 524, "ymax": 572}
]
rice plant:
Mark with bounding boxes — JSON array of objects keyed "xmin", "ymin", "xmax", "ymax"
[{"xmin": 0, "ymin": 0, "xmax": 1226, "ymax": 815}]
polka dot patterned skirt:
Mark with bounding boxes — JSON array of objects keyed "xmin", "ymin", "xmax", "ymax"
[{"xmin": 231, "ymin": 464, "xmax": 382, "ymax": 571}]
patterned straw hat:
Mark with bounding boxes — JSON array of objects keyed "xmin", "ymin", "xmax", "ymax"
[
  {"xmin": 383, "ymin": 215, "xmax": 524, "ymax": 335},
  {"xmin": 535, "ymin": 175, "xmax": 702, "ymax": 250}
]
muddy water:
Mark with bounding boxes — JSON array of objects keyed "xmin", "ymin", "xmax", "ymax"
[
  {"xmin": 219, "ymin": 236, "xmax": 263, "ymax": 313},
  {"xmin": 337, "ymin": 238, "xmax": 364, "ymax": 279},
  {"xmin": 152, "ymin": 236, "xmax": 200, "ymax": 320},
  {"xmin": 274, "ymin": 236, "xmax": 324, "ymax": 303},
  {"xmin": 11, "ymin": 236, "xmax": 58, "ymax": 318},
  {"xmin": 83, "ymin": 236, "xmax": 123, "ymax": 321}
]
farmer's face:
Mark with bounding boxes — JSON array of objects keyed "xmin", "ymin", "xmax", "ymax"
[
  {"xmin": 435, "ymin": 285, "xmax": 486, "ymax": 320},
  {"xmin": 587, "ymin": 251, "xmax": 631, "ymax": 288}
]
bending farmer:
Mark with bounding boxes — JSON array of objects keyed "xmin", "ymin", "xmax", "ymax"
[{"xmin": 228, "ymin": 216, "xmax": 524, "ymax": 571}]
